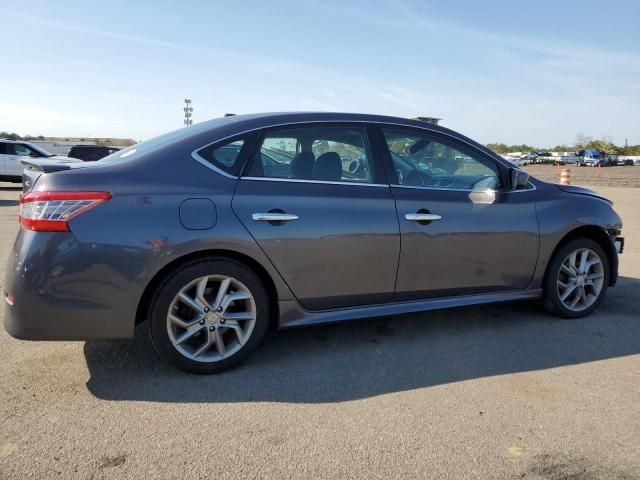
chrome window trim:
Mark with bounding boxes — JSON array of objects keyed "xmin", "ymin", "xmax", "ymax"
[
  {"xmin": 508, "ymin": 182, "xmax": 537, "ymax": 193},
  {"xmin": 190, "ymin": 119, "xmax": 515, "ymax": 178},
  {"xmin": 191, "ymin": 149, "xmax": 239, "ymax": 179},
  {"xmin": 241, "ymin": 176, "xmax": 389, "ymax": 188},
  {"xmin": 390, "ymin": 182, "xmax": 537, "ymax": 193}
]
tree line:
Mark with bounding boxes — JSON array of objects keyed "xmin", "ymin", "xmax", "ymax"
[
  {"xmin": 486, "ymin": 133, "xmax": 640, "ymax": 156},
  {"xmin": 3, "ymin": 130, "xmax": 639, "ymax": 156},
  {"xmin": 0, "ymin": 132, "xmax": 46, "ymax": 141},
  {"xmin": 0, "ymin": 132, "xmax": 126, "ymax": 146}
]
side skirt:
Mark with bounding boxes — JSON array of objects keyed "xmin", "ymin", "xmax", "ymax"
[{"xmin": 278, "ymin": 289, "xmax": 543, "ymax": 328}]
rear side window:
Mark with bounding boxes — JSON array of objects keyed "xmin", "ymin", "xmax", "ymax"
[
  {"xmin": 195, "ymin": 134, "xmax": 256, "ymax": 176},
  {"xmin": 245, "ymin": 125, "xmax": 374, "ymax": 183}
]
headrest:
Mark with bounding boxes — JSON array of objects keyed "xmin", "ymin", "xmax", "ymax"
[
  {"xmin": 313, "ymin": 152, "xmax": 342, "ymax": 181},
  {"xmin": 291, "ymin": 151, "xmax": 315, "ymax": 179}
]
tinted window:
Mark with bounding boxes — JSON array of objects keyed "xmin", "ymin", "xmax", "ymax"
[
  {"xmin": 196, "ymin": 138, "xmax": 248, "ymax": 175},
  {"xmin": 98, "ymin": 117, "xmax": 235, "ymax": 166},
  {"xmin": 247, "ymin": 126, "xmax": 373, "ymax": 183},
  {"xmin": 68, "ymin": 146, "xmax": 107, "ymax": 161},
  {"xmin": 383, "ymin": 129, "xmax": 501, "ymax": 190},
  {"xmin": 10, "ymin": 144, "xmax": 31, "ymax": 156}
]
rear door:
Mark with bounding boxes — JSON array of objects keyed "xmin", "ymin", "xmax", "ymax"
[
  {"xmin": 375, "ymin": 126, "xmax": 539, "ymax": 301},
  {"xmin": 231, "ymin": 123, "xmax": 400, "ymax": 310}
]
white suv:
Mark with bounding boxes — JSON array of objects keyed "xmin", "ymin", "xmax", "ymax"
[{"xmin": 0, "ymin": 140, "xmax": 75, "ymax": 182}]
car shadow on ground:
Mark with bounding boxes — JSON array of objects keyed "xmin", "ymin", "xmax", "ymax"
[{"xmin": 84, "ymin": 276, "xmax": 640, "ymax": 403}]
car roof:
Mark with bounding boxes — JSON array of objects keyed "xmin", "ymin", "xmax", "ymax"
[
  {"xmin": 196, "ymin": 111, "xmax": 457, "ymax": 136},
  {"xmin": 70, "ymin": 144, "xmax": 107, "ymax": 148},
  {"xmin": 181, "ymin": 111, "xmax": 485, "ymax": 154},
  {"xmin": 117, "ymin": 111, "xmax": 508, "ymax": 170},
  {"xmin": 193, "ymin": 111, "xmax": 501, "ymax": 160}
]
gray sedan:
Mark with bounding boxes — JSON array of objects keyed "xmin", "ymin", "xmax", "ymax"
[{"xmin": 3, "ymin": 112, "xmax": 624, "ymax": 373}]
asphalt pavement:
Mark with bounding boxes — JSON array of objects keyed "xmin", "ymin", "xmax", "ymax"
[{"xmin": 1, "ymin": 182, "xmax": 639, "ymax": 479}]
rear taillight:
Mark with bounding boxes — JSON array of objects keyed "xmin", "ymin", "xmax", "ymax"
[{"xmin": 19, "ymin": 191, "xmax": 111, "ymax": 232}]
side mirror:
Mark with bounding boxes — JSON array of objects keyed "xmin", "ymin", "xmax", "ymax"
[{"xmin": 510, "ymin": 168, "xmax": 529, "ymax": 190}]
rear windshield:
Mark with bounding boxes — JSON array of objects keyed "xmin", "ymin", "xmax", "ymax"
[{"xmin": 99, "ymin": 118, "xmax": 232, "ymax": 165}]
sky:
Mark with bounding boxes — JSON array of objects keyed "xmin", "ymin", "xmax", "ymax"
[{"xmin": 1, "ymin": 0, "xmax": 639, "ymax": 146}]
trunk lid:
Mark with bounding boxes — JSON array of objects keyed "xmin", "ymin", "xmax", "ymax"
[{"xmin": 20, "ymin": 158, "xmax": 88, "ymax": 193}]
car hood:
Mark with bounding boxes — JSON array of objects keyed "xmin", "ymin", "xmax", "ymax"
[{"xmin": 556, "ymin": 184, "xmax": 612, "ymax": 204}]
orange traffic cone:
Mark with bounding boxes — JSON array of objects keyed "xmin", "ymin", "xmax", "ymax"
[{"xmin": 560, "ymin": 168, "xmax": 571, "ymax": 185}]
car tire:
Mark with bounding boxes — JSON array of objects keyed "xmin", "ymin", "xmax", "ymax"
[
  {"xmin": 148, "ymin": 258, "xmax": 270, "ymax": 374},
  {"xmin": 542, "ymin": 238, "xmax": 609, "ymax": 318}
]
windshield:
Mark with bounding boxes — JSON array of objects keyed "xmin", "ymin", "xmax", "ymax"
[
  {"xmin": 25, "ymin": 142, "xmax": 54, "ymax": 157},
  {"xmin": 98, "ymin": 117, "xmax": 233, "ymax": 165}
]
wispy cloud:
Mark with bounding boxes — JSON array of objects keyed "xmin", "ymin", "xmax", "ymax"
[
  {"xmin": 4, "ymin": 8, "xmax": 426, "ymax": 111},
  {"xmin": 2, "ymin": 2, "xmax": 638, "ymax": 144},
  {"xmin": 294, "ymin": 0, "xmax": 640, "ymax": 70}
]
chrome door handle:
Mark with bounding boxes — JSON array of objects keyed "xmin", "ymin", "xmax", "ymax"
[
  {"xmin": 405, "ymin": 213, "xmax": 442, "ymax": 221},
  {"xmin": 252, "ymin": 213, "xmax": 299, "ymax": 222}
]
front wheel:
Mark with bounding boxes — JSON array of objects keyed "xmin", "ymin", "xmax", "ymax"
[
  {"xmin": 543, "ymin": 238, "xmax": 609, "ymax": 318},
  {"xmin": 149, "ymin": 258, "xmax": 270, "ymax": 373}
]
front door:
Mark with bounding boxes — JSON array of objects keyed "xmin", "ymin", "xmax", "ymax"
[
  {"xmin": 377, "ymin": 126, "xmax": 539, "ymax": 301},
  {"xmin": 232, "ymin": 124, "xmax": 400, "ymax": 310},
  {"xmin": 0, "ymin": 143, "xmax": 7, "ymax": 175},
  {"xmin": 5, "ymin": 143, "xmax": 31, "ymax": 176}
]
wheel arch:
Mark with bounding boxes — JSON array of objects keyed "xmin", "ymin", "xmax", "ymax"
[
  {"xmin": 544, "ymin": 225, "xmax": 618, "ymax": 287},
  {"xmin": 135, "ymin": 249, "xmax": 280, "ymax": 329}
]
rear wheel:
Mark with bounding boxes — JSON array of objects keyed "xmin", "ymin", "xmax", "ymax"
[
  {"xmin": 149, "ymin": 258, "xmax": 269, "ymax": 373},
  {"xmin": 543, "ymin": 238, "xmax": 609, "ymax": 318}
]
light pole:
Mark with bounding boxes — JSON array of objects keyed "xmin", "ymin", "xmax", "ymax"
[{"xmin": 183, "ymin": 99, "xmax": 193, "ymax": 126}]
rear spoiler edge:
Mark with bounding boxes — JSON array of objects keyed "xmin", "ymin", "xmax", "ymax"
[{"xmin": 21, "ymin": 159, "xmax": 73, "ymax": 173}]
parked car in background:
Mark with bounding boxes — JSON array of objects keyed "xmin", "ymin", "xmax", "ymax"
[
  {"xmin": 503, "ymin": 156, "xmax": 528, "ymax": 167},
  {"xmin": 534, "ymin": 152, "xmax": 567, "ymax": 165},
  {"xmin": 618, "ymin": 159, "xmax": 634, "ymax": 166},
  {"xmin": 519, "ymin": 152, "xmax": 537, "ymax": 164},
  {"xmin": 67, "ymin": 145, "xmax": 121, "ymax": 161},
  {"xmin": 534, "ymin": 151, "xmax": 552, "ymax": 164},
  {"xmin": 0, "ymin": 139, "xmax": 79, "ymax": 183},
  {"xmin": 577, "ymin": 149, "xmax": 605, "ymax": 167},
  {"xmin": 4, "ymin": 112, "xmax": 624, "ymax": 374}
]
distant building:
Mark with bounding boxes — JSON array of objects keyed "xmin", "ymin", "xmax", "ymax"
[
  {"xmin": 411, "ymin": 116, "xmax": 441, "ymax": 125},
  {"xmin": 30, "ymin": 140, "xmax": 95, "ymax": 155}
]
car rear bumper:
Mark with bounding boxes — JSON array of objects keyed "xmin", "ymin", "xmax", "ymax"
[{"xmin": 3, "ymin": 229, "xmax": 135, "ymax": 340}]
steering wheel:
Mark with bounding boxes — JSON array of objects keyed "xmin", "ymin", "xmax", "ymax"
[{"xmin": 404, "ymin": 169, "xmax": 433, "ymax": 187}]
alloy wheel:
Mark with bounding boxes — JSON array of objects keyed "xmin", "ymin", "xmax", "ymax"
[
  {"xmin": 166, "ymin": 275, "xmax": 256, "ymax": 362},
  {"xmin": 556, "ymin": 248, "xmax": 605, "ymax": 312}
]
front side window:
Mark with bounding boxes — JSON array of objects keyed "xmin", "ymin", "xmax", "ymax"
[
  {"xmin": 383, "ymin": 129, "xmax": 501, "ymax": 190},
  {"xmin": 11, "ymin": 144, "xmax": 33, "ymax": 156},
  {"xmin": 246, "ymin": 126, "xmax": 374, "ymax": 183}
]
